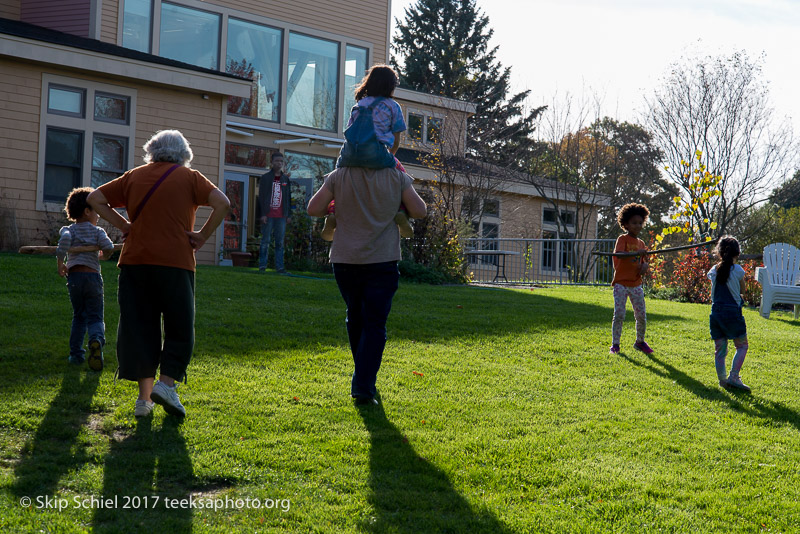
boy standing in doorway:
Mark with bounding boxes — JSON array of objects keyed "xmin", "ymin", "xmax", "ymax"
[{"xmin": 258, "ymin": 151, "xmax": 291, "ymax": 273}]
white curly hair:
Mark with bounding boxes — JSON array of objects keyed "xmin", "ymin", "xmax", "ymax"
[{"xmin": 143, "ymin": 129, "xmax": 193, "ymax": 166}]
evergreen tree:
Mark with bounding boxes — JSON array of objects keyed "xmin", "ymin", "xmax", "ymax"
[
  {"xmin": 391, "ymin": 0, "xmax": 542, "ymax": 165},
  {"xmin": 770, "ymin": 169, "xmax": 800, "ymax": 209}
]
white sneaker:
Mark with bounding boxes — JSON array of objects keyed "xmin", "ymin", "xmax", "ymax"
[
  {"xmin": 150, "ymin": 381, "xmax": 186, "ymax": 416},
  {"xmin": 134, "ymin": 399, "xmax": 155, "ymax": 417}
]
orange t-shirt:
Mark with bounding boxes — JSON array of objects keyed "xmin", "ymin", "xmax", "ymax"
[
  {"xmin": 611, "ymin": 234, "xmax": 648, "ymax": 287},
  {"xmin": 98, "ymin": 162, "xmax": 217, "ymax": 272}
]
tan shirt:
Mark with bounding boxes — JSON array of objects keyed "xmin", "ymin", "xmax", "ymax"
[
  {"xmin": 322, "ymin": 166, "xmax": 412, "ymax": 264},
  {"xmin": 98, "ymin": 162, "xmax": 217, "ymax": 272}
]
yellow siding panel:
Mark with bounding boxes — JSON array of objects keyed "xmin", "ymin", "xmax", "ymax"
[
  {"xmin": 101, "ymin": 0, "xmax": 119, "ymax": 44},
  {"xmin": 0, "ymin": 60, "xmax": 227, "ymax": 255}
]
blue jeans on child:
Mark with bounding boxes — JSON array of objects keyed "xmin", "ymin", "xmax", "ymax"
[
  {"xmin": 333, "ymin": 261, "xmax": 400, "ymax": 400},
  {"xmin": 67, "ymin": 272, "xmax": 105, "ymax": 361},
  {"xmin": 259, "ymin": 217, "xmax": 286, "ymax": 271}
]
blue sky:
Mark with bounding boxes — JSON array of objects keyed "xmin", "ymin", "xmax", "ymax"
[{"xmin": 390, "ymin": 0, "xmax": 800, "ymax": 138}]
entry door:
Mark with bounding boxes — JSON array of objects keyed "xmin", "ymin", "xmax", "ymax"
[{"xmin": 221, "ymin": 172, "xmax": 249, "ymax": 263}]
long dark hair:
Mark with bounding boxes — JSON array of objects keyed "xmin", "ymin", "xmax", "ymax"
[
  {"xmin": 715, "ymin": 235, "xmax": 740, "ymax": 284},
  {"xmin": 354, "ymin": 64, "xmax": 398, "ymax": 101}
]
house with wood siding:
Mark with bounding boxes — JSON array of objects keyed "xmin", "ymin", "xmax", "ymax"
[{"xmin": 0, "ymin": 0, "xmax": 600, "ymax": 271}]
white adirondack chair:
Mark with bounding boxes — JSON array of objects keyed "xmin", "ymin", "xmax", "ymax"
[{"xmin": 756, "ymin": 243, "xmax": 800, "ymax": 319}]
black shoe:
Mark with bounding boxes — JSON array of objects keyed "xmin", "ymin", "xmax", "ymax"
[{"xmin": 353, "ymin": 395, "xmax": 378, "ymax": 405}]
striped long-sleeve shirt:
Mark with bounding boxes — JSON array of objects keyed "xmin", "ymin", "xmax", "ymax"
[{"xmin": 56, "ymin": 222, "xmax": 114, "ymax": 271}]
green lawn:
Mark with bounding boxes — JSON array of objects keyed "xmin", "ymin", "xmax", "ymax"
[{"xmin": 2, "ymin": 252, "xmax": 800, "ymax": 533}]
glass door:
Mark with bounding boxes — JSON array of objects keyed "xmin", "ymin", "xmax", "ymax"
[{"xmin": 220, "ymin": 172, "xmax": 249, "ymax": 265}]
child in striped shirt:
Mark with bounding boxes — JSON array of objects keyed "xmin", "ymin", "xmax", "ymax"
[{"xmin": 56, "ymin": 187, "xmax": 115, "ymax": 370}]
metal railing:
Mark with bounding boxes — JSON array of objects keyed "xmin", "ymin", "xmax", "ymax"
[{"xmin": 463, "ymin": 238, "xmax": 617, "ymax": 285}]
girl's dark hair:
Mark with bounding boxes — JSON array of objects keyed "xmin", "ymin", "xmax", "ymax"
[
  {"xmin": 715, "ymin": 235, "xmax": 740, "ymax": 285},
  {"xmin": 64, "ymin": 187, "xmax": 94, "ymax": 221},
  {"xmin": 354, "ymin": 64, "xmax": 398, "ymax": 101},
  {"xmin": 616, "ymin": 203, "xmax": 650, "ymax": 229}
]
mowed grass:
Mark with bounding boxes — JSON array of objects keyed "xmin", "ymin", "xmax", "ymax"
[{"xmin": 2, "ymin": 252, "xmax": 800, "ymax": 533}]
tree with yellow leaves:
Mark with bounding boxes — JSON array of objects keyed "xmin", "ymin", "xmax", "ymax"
[{"xmin": 656, "ymin": 150, "xmax": 722, "ymax": 245}]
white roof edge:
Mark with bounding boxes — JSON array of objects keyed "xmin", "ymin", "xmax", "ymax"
[
  {"xmin": 0, "ymin": 34, "xmax": 252, "ymax": 97},
  {"xmin": 401, "ymin": 162, "xmax": 610, "ymax": 207},
  {"xmin": 394, "ymin": 88, "xmax": 477, "ymax": 114}
]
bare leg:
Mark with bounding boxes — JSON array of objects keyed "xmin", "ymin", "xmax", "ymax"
[
  {"xmin": 159, "ymin": 374, "xmax": 176, "ymax": 387},
  {"xmin": 138, "ymin": 377, "xmax": 154, "ymax": 401}
]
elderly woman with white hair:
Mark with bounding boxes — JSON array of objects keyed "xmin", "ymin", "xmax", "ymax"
[{"xmin": 88, "ymin": 130, "xmax": 230, "ymax": 418}]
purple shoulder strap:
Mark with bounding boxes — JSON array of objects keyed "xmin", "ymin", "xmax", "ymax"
[{"xmin": 131, "ymin": 164, "xmax": 180, "ymax": 222}]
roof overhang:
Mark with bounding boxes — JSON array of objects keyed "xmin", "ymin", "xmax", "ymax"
[
  {"xmin": 399, "ymin": 160, "xmax": 611, "ymax": 207},
  {"xmin": 0, "ymin": 33, "xmax": 251, "ymax": 97},
  {"xmin": 394, "ymin": 88, "xmax": 477, "ymax": 115}
]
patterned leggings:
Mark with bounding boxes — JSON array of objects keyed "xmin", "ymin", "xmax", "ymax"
[
  {"xmin": 714, "ymin": 337, "xmax": 748, "ymax": 381},
  {"xmin": 612, "ymin": 284, "xmax": 646, "ymax": 345}
]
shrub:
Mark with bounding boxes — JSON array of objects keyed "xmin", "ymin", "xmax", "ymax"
[
  {"xmin": 402, "ymin": 186, "xmax": 470, "ymax": 284},
  {"xmin": 398, "ymin": 259, "xmax": 460, "ymax": 285},
  {"xmin": 645, "ymin": 246, "xmax": 760, "ymax": 306}
]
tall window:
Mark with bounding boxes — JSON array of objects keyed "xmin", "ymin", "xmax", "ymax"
[
  {"xmin": 343, "ymin": 45, "xmax": 367, "ymax": 131},
  {"xmin": 44, "ymin": 128, "xmax": 83, "ymax": 202},
  {"xmin": 287, "ymin": 32, "xmax": 339, "ymax": 131},
  {"xmin": 226, "ymin": 18, "xmax": 282, "ymax": 122},
  {"xmin": 122, "ymin": 0, "xmax": 152, "ymax": 53},
  {"xmin": 119, "ymin": 3, "xmax": 372, "ymax": 132},
  {"xmin": 39, "ymin": 76, "xmax": 136, "ymax": 206},
  {"xmin": 408, "ymin": 113, "xmax": 423, "ymax": 140},
  {"xmin": 160, "ymin": 2, "xmax": 220, "ymax": 70},
  {"xmin": 542, "ymin": 207, "xmax": 575, "ymax": 271}
]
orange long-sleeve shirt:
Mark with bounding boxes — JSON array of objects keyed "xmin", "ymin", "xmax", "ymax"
[{"xmin": 611, "ymin": 234, "xmax": 647, "ymax": 287}]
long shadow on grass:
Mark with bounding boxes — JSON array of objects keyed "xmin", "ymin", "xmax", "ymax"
[
  {"xmin": 357, "ymin": 402, "xmax": 513, "ymax": 534},
  {"xmin": 196, "ymin": 283, "xmax": 689, "ymax": 361},
  {"xmin": 12, "ymin": 366, "xmax": 100, "ymax": 499},
  {"xmin": 620, "ymin": 352, "xmax": 800, "ymax": 432},
  {"xmin": 93, "ymin": 417, "xmax": 193, "ymax": 533}
]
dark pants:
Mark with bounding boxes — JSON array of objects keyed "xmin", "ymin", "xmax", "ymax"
[
  {"xmin": 66, "ymin": 272, "xmax": 105, "ymax": 360},
  {"xmin": 333, "ymin": 261, "xmax": 399, "ymax": 400},
  {"xmin": 117, "ymin": 265, "xmax": 195, "ymax": 382},
  {"xmin": 259, "ymin": 217, "xmax": 286, "ymax": 270}
]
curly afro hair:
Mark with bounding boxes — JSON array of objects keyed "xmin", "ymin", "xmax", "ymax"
[
  {"xmin": 64, "ymin": 187, "xmax": 94, "ymax": 221},
  {"xmin": 616, "ymin": 203, "xmax": 650, "ymax": 230}
]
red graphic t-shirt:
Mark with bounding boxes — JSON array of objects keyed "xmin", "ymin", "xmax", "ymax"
[{"xmin": 267, "ymin": 176, "xmax": 283, "ymax": 218}]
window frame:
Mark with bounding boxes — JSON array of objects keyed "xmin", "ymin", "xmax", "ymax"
[
  {"xmin": 541, "ymin": 206, "xmax": 576, "ymax": 272},
  {"xmin": 91, "ymin": 132, "xmax": 129, "ymax": 188},
  {"xmin": 37, "ymin": 74, "xmax": 137, "ymax": 211},
  {"xmin": 225, "ymin": 16, "xmax": 284, "ymax": 123},
  {"xmin": 93, "ymin": 91, "xmax": 132, "ymax": 125},
  {"xmin": 43, "ymin": 127, "xmax": 84, "ymax": 203},
  {"xmin": 285, "ymin": 30, "xmax": 341, "ymax": 132},
  {"xmin": 119, "ymin": 0, "xmax": 373, "ymax": 135},
  {"xmin": 405, "ymin": 107, "xmax": 445, "ymax": 145},
  {"xmin": 47, "ymin": 84, "xmax": 86, "ymax": 118},
  {"xmin": 158, "ymin": 1, "xmax": 222, "ymax": 70}
]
